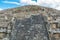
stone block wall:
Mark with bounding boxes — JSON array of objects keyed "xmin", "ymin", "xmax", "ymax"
[{"xmin": 10, "ymin": 14, "xmax": 49, "ymax": 40}]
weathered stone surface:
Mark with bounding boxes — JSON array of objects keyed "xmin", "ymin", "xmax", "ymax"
[
  {"xmin": 0, "ymin": 5, "xmax": 60, "ymax": 40},
  {"xmin": 10, "ymin": 14, "xmax": 49, "ymax": 40}
]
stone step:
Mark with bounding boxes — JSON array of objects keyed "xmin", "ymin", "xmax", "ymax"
[{"xmin": 0, "ymin": 22, "xmax": 8, "ymax": 27}]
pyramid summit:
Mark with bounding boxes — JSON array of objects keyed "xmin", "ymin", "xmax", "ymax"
[{"xmin": 0, "ymin": 5, "xmax": 60, "ymax": 40}]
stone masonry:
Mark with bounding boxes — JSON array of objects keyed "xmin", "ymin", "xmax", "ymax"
[{"xmin": 0, "ymin": 5, "xmax": 60, "ymax": 40}]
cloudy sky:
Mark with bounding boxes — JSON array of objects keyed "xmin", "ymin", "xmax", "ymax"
[{"xmin": 0, "ymin": 0, "xmax": 60, "ymax": 10}]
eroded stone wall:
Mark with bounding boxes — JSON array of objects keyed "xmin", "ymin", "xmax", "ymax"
[{"xmin": 10, "ymin": 14, "xmax": 49, "ymax": 40}]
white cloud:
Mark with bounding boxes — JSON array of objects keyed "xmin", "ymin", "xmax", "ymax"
[
  {"xmin": 3, "ymin": 1, "xmax": 20, "ymax": 5},
  {"xmin": 0, "ymin": 8, "xmax": 3, "ymax": 10},
  {"xmin": 55, "ymin": 6, "xmax": 60, "ymax": 10},
  {"xmin": 2, "ymin": 0, "xmax": 60, "ymax": 10},
  {"xmin": 20, "ymin": 0, "xmax": 39, "ymax": 5},
  {"xmin": 20, "ymin": 0, "xmax": 28, "ymax": 3},
  {"xmin": 20, "ymin": 0, "xmax": 53, "ymax": 5},
  {"xmin": 20, "ymin": 0, "xmax": 60, "ymax": 10}
]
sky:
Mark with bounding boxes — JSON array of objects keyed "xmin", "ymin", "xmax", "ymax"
[{"xmin": 0, "ymin": 0, "xmax": 60, "ymax": 10}]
